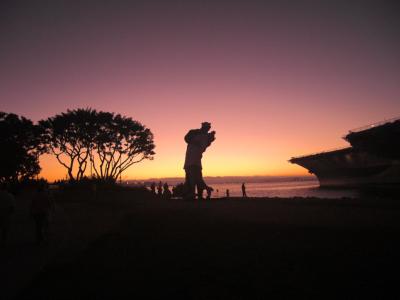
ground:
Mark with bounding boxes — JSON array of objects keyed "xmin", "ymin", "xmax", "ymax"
[{"xmin": 2, "ymin": 190, "xmax": 400, "ymax": 299}]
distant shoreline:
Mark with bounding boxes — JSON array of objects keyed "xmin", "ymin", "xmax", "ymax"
[{"xmin": 128, "ymin": 175, "xmax": 317, "ymax": 185}]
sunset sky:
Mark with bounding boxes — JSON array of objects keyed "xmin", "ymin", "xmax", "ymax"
[{"xmin": 1, "ymin": 0, "xmax": 399, "ymax": 181}]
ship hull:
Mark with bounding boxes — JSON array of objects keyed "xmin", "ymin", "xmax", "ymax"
[{"xmin": 290, "ymin": 148, "xmax": 400, "ymax": 188}]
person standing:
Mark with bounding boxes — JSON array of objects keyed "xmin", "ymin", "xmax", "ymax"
[
  {"xmin": 241, "ymin": 183, "xmax": 247, "ymax": 197},
  {"xmin": 206, "ymin": 187, "xmax": 213, "ymax": 200},
  {"xmin": 163, "ymin": 182, "xmax": 172, "ymax": 200},
  {"xmin": 183, "ymin": 122, "xmax": 215, "ymax": 200},
  {"xmin": 30, "ymin": 184, "xmax": 55, "ymax": 245},
  {"xmin": 150, "ymin": 182, "xmax": 156, "ymax": 195},
  {"xmin": 0, "ymin": 186, "xmax": 15, "ymax": 246},
  {"xmin": 157, "ymin": 181, "xmax": 163, "ymax": 196}
]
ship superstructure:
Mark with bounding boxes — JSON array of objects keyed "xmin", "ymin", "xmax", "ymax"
[{"xmin": 290, "ymin": 117, "xmax": 400, "ymax": 188}]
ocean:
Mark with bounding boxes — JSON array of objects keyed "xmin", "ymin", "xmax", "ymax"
[
  {"xmin": 207, "ymin": 180, "xmax": 359, "ymax": 198},
  {"xmin": 133, "ymin": 177, "xmax": 360, "ymax": 199}
]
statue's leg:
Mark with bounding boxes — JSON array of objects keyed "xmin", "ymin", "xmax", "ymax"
[
  {"xmin": 184, "ymin": 167, "xmax": 196, "ymax": 200},
  {"xmin": 194, "ymin": 166, "xmax": 204, "ymax": 200}
]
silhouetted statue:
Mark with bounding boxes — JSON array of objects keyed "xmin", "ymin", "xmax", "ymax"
[
  {"xmin": 157, "ymin": 181, "xmax": 163, "ymax": 196},
  {"xmin": 150, "ymin": 182, "xmax": 156, "ymax": 194},
  {"xmin": 163, "ymin": 182, "xmax": 172, "ymax": 200},
  {"xmin": 183, "ymin": 122, "xmax": 215, "ymax": 200},
  {"xmin": 30, "ymin": 184, "xmax": 55, "ymax": 245},
  {"xmin": 226, "ymin": 189, "xmax": 230, "ymax": 198},
  {"xmin": 242, "ymin": 183, "xmax": 247, "ymax": 197},
  {"xmin": 0, "ymin": 185, "xmax": 15, "ymax": 246}
]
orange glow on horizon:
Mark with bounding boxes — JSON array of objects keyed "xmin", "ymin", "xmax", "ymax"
[
  {"xmin": 38, "ymin": 113, "xmax": 349, "ymax": 182},
  {"xmin": 39, "ymin": 153, "xmax": 311, "ymax": 182}
]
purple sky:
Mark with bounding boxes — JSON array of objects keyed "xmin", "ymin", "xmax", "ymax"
[{"xmin": 1, "ymin": 0, "xmax": 399, "ymax": 179}]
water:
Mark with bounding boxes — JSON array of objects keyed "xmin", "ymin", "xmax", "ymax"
[
  {"xmin": 208, "ymin": 180, "xmax": 359, "ymax": 199},
  {"xmin": 136, "ymin": 177, "xmax": 360, "ymax": 199}
]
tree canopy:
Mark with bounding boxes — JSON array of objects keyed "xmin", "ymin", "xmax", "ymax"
[
  {"xmin": 40, "ymin": 108, "xmax": 155, "ymax": 182},
  {"xmin": 90, "ymin": 111, "xmax": 155, "ymax": 181},
  {"xmin": 0, "ymin": 112, "xmax": 43, "ymax": 184},
  {"xmin": 40, "ymin": 108, "xmax": 98, "ymax": 181}
]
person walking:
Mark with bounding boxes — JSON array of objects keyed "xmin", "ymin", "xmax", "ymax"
[
  {"xmin": 241, "ymin": 183, "xmax": 247, "ymax": 197},
  {"xmin": 183, "ymin": 122, "xmax": 215, "ymax": 200}
]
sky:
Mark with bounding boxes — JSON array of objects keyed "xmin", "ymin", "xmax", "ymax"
[{"xmin": 1, "ymin": 0, "xmax": 399, "ymax": 181}]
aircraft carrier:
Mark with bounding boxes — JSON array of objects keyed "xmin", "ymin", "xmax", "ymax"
[{"xmin": 289, "ymin": 117, "xmax": 400, "ymax": 188}]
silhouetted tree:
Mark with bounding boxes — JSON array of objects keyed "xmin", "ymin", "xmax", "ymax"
[
  {"xmin": 90, "ymin": 112, "xmax": 155, "ymax": 182},
  {"xmin": 41, "ymin": 108, "xmax": 155, "ymax": 183},
  {"xmin": 40, "ymin": 108, "xmax": 98, "ymax": 181},
  {"xmin": 0, "ymin": 112, "xmax": 43, "ymax": 184}
]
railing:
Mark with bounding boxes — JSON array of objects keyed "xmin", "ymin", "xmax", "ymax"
[
  {"xmin": 347, "ymin": 116, "xmax": 400, "ymax": 134},
  {"xmin": 290, "ymin": 146, "xmax": 351, "ymax": 161}
]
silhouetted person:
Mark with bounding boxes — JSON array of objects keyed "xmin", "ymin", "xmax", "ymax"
[
  {"xmin": 157, "ymin": 181, "xmax": 163, "ymax": 196},
  {"xmin": 206, "ymin": 186, "xmax": 213, "ymax": 200},
  {"xmin": 198, "ymin": 185, "xmax": 214, "ymax": 200},
  {"xmin": 183, "ymin": 122, "xmax": 215, "ymax": 200},
  {"xmin": 226, "ymin": 189, "xmax": 230, "ymax": 198},
  {"xmin": 242, "ymin": 183, "xmax": 247, "ymax": 197},
  {"xmin": 92, "ymin": 182, "xmax": 97, "ymax": 200},
  {"xmin": 0, "ymin": 186, "xmax": 15, "ymax": 246},
  {"xmin": 150, "ymin": 182, "xmax": 156, "ymax": 194},
  {"xmin": 163, "ymin": 182, "xmax": 172, "ymax": 200},
  {"xmin": 30, "ymin": 184, "xmax": 54, "ymax": 245}
]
